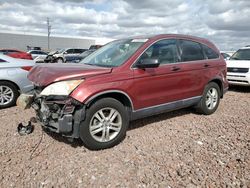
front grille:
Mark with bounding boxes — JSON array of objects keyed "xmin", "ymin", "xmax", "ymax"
[
  {"xmin": 227, "ymin": 67, "xmax": 249, "ymax": 73},
  {"xmin": 228, "ymin": 79, "xmax": 249, "ymax": 83}
]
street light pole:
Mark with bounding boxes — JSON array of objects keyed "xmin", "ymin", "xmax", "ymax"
[{"xmin": 47, "ymin": 17, "xmax": 51, "ymax": 51}]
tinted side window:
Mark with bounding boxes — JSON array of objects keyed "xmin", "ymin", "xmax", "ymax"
[
  {"xmin": 8, "ymin": 50, "xmax": 19, "ymax": 53},
  {"xmin": 139, "ymin": 39, "xmax": 179, "ymax": 64},
  {"xmin": 179, "ymin": 40, "xmax": 204, "ymax": 61},
  {"xmin": 75, "ymin": 49, "xmax": 85, "ymax": 53},
  {"xmin": 203, "ymin": 45, "xmax": 219, "ymax": 59},
  {"xmin": 66, "ymin": 49, "xmax": 75, "ymax": 54}
]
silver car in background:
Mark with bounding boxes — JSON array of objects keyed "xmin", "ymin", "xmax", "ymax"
[{"xmin": 0, "ymin": 54, "xmax": 35, "ymax": 108}]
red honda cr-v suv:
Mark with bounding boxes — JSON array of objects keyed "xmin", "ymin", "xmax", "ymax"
[{"xmin": 17, "ymin": 34, "xmax": 228, "ymax": 150}]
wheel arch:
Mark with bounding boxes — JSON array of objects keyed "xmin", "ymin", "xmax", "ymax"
[
  {"xmin": 0, "ymin": 79, "xmax": 20, "ymax": 92},
  {"xmin": 85, "ymin": 90, "xmax": 134, "ymax": 113},
  {"xmin": 208, "ymin": 78, "xmax": 223, "ymax": 98}
]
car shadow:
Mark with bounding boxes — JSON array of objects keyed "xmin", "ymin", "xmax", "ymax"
[
  {"xmin": 228, "ymin": 85, "xmax": 250, "ymax": 93},
  {"xmin": 128, "ymin": 107, "xmax": 194, "ymax": 130},
  {"xmin": 42, "ymin": 107, "xmax": 195, "ymax": 147},
  {"xmin": 43, "ymin": 129, "xmax": 83, "ymax": 148}
]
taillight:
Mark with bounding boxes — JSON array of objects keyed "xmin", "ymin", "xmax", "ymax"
[{"xmin": 21, "ymin": 66, "xmax": 33, "ymax": 71}]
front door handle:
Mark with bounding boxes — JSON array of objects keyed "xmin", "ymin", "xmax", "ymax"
[{"xmin": 171, "ymin": 66, "xmax": 181, "ymax": 71}]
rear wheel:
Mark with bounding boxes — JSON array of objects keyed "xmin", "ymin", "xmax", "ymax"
[
  {"xmin": 196, "ymin": 82, "xmax": 220, "ymax": 115},
  {"xmin": 0, "ymin": 81, "xmax": 19, "ymax": 109},
  {"xmin": 79, "ymin": 98, "xmax": 129, "ymax": 150}
]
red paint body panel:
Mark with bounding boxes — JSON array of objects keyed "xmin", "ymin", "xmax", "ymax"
[
  {"xmin": 28, "ymin": 34, "xmax": 228, "ymax": 111},
  {"xmin": 0, "ymin": 49, "xmax": 33, "ymax": 60},
  {"xmin": 28, "ymin": 63, "xmax": 112, "ymax": 86}
]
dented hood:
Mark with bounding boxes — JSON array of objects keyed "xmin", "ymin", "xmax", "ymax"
[{"xmin": 28, "ymin": 63, "xmax": 112, "ymax": 86}]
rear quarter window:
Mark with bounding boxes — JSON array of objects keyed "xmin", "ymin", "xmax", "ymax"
[
  {"xmin": 202, "ymin": 45, "xmax": 219, "ymax": 59},
  {"xmin": 179, "ymin": 40, "xmax": 204, "ymax": 62}
]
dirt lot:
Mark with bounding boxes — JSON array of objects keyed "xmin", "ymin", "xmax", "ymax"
[{"xmin": 0, "ymin": 86, "xmax": 249, "ymax": 187}]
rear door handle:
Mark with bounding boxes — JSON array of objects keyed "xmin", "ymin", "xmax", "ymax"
[
  {"xmin": 204, "ymin": 63, "xmax": 210, "ymax": 68},
  {"xmin": 171, "ymin": 66, "xmax": 181, "ymax": 71}
]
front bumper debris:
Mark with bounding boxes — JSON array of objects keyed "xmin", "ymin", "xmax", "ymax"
[
  {"xmin": 17, "ymin": 93, "xmax": 85, "ymax": 138},
  {"xmin": 16, "ymin": 94, "xmax": 34, "ymax": 109}
]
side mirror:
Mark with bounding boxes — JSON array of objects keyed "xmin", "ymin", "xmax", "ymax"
[
  {"xmin": 136, "ymin": 58, "xmax": 160, "ymax": 69},
  {"xmin": 63, "ymin": 51, "xmax": 68, "ymax": 54}
]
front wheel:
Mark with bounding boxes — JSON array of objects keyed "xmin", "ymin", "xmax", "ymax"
[
  {"xmin": 196, "ymin": 82, "xmax": 220, "ymax": 115},
  {"xmin": 56, "ymin": 58, "xmax": 64, "ymax": 63},
  {"xmin": 79, "ymin": 98, "xmax": 129, "ymax": 150}
]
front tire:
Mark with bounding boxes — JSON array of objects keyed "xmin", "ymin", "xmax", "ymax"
[
  {"xmin": 0, "ymin": 81, "xmax": 19, "ymax": 109},
  {"xmin": 79, "ymin": 98, "xmax": 129, "ymax": 150},
  {"xmin": 196, "ymin": 82, "xmax": 220, "ymax": 115},
  {"xmin": 56, "ymin": 57, "xmax": 64, "ymax": 63}
]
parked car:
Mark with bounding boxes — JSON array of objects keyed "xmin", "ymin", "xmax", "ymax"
[
  {"xmin": 221, "ymin": 52, "xmax": 231, "ymax": 60},
  {"xmin": 221, "ymin": 51, "xmax": 234, "ymax": 60},
  {"xmin": 226, "ymin": 46, "xmax": 250, "ymax": 86},
  {"xmin": 27, "ymin": 50, "xmax": 48, "ymax": 59},
  {"xmin": 0, "ymin": 49, "xmax": 33, "ymax": 60},
  {"xmin": 71, "ymin": 49, "xmax": 96, "ymax": 63},
  {"xmin": 44, "ymin": 48, "xmax": 87, "ymax": 63},
  {"xmin": 89, "ymin": 45, "xmax": 102, "ymax": 50},
  {"xmin": 0, "ymin": 54, "xmax": 35, "ymax": 108},
  {"xmin": 33, "ymin": 55, "xmax": 47, "ymax": 63},
  {"xmin": 18, "ymin": 34, "xmax": 228, "ymax": 150}
]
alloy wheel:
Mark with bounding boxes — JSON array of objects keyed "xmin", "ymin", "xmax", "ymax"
[
  {"xmin": 205, "ymin": 88, "xmax": 218, "ymax": 110},
  {"xmin": 0, "ymin": 85, "xmax": 14, "ymax": 106},
  {"xmin": 89, "ymin": 107, "xmax": 122, "ymax": 143}
]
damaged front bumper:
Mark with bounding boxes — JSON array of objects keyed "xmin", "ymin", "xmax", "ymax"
[{"xmin": 17, "ymin": 93, "xmax": 85, "ymax": 139}]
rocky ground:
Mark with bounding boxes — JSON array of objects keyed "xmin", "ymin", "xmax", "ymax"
[{"xmin": 0, "ymin": 86, "xmax": 249, "ymax": 187}]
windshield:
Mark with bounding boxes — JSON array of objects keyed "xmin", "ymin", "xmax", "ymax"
[
  {"xmin": 57, "ymin": 49, "xmax": 66, "ymax": 54},
  {"xmin": 230, "ymin": 49, "xmax": 250, "ymax": 60},
  {"xmin": 80, "ymin": 39, "xmax": 146, "ymax": 67}
]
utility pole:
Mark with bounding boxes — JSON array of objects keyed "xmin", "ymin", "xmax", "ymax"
[{"xmin": 47, "ymin": 17, "xmax": 51, "ymax": 51}]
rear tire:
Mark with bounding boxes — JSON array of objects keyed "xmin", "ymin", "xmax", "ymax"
[
  {"xmin": 196, "ymin": 82, "xmax": 220, "ymax": 115},
  {"xmin": 0, "ymin": 81, "xmax": 19, "ymax": 109},
  {"xmin": 79, "ymin": 98, "xmax": 129, "ymax": 150}
]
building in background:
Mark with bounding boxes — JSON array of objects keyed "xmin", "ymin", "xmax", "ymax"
[{"xmin": 0, "ymin": 32, "xmax": 113, "ymax": 51}]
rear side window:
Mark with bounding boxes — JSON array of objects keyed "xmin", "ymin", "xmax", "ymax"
[
  {"xmin": 75, "ymin": 49, "xmax": 86, "ymax": 53},
  {"xmin": 139, "ymin": 39, "xmax": 179, "ymax": 64},
  {"xmin": 202, "ymin": 45, "xmax": 219, "ymax": 59},
  {"xmin": 179, "ymin": 40, "xmax": 204, "ymax": 62},
  {"xmin": 66, "ymin": 49, "xmax": 75, "ymax": 54}
]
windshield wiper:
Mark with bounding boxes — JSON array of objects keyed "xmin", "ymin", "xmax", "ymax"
[{"xmin": 230, "ymin": 57, "xmax": 240, "ymax": 60}]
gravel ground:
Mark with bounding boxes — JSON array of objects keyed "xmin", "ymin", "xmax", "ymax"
[{"xmin": 0, "ymin": 86, "xmax": 249, "ymax": 187}]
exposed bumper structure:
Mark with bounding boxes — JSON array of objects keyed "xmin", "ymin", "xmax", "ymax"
[{"xmin": 17, "ymin": 93, "xmax": 85, "ymax": 138}]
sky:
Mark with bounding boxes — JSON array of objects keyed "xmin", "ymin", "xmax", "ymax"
[{"xmin": 0, "ymin": 0, "xmax": 249, "ymax": 50}]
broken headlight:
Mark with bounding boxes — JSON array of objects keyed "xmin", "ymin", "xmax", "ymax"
[{"xmin": 40, "ymin": 80, "xmax": 84, "ymax": 96}]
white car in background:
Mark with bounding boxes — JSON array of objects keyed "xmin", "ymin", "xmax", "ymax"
[
  {"xmin": 0, "ymin": 54, "xmax": 35, "ymax": 108},
  {"xmin": 226, "ymin": 46, "xmax": 250, "ymax": 86},
  {"xmin": 27, "ymin": 50, "xmax": 48, "ymax": 59}
]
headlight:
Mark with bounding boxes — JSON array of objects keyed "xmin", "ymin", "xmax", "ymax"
[{"xmin": 40, "ymin": 80, "xmax": 84, "ymax": 96}]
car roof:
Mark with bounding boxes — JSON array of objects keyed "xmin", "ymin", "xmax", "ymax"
[
  {"xmin": 120, "ymin": 34, "xmax": 218, "ymax": 52},
  {"xmin": 240, "ymin": 46, "xmax": 250, "ymax": 49}
]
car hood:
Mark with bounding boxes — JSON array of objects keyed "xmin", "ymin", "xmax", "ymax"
[
  {"xmin": 226, "ymin": 60, "xmax": 250, "ymax": 68},
  {"xmin": 28, "ymin": 63, "xmax": 112, "ymax": 86}
]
